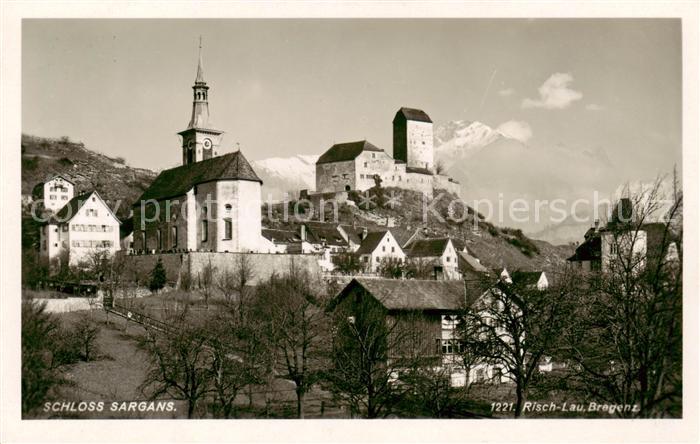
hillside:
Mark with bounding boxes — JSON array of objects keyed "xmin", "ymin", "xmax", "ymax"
[
  {"xmin": 21, "ymin": 134, "xmax": 156, "ymax": 219},
  {"xmin": 21, "ymin": 134, "xmax": 574, "ymax": 272},
  {"xmin": 264, "ymin": 187, "xmax": 574, "ymax": 274}
]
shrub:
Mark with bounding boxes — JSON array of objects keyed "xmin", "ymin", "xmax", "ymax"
[
  {"xmin": 149, "ymin": 258, "xmax": 167, "ymax": 292},
  {"xmin": 58, "ymin": 157, "xmax": 74, "ymax": 166}
]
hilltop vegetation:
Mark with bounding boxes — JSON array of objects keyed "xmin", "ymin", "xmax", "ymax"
[{"xmin": 21, "ymin": 134, "xmax": 156, "ymax": 219}]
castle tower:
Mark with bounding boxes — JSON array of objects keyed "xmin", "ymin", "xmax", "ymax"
[
  {"xmin": 178, "ymin": 37, "xmax": 224, "ymax": 165},
  {"xmin": 392, "ymin": 107, "xmax": 434, "ymax": 172}
]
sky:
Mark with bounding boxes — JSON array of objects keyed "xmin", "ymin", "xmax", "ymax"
[{"xmin": 23, "ymin": 19, "xmax": 681, "ymax": 179}]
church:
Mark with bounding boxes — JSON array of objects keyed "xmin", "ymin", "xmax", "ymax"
[{"xmin": 132, "ymin": 44, "xmax": 264, "ymax": 253}]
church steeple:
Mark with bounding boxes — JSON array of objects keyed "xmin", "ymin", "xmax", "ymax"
[
  {"xmin": 178, "ymin": 37, "xmax": 224, "ymax": 166},
  {"xmin": 188, "ymin": 36, "xmax": 210, "ymax": 129}
]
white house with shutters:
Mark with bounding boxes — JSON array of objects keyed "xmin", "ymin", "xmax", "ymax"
[{"xmin": 40, "ymin": 190, "xmax": 121, "ymax": 267}]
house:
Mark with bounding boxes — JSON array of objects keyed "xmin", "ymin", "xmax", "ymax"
[
  {"xmin": 132, "ymin": 47, "xmax": 264, "ymax": 254},
  {"xmin": 260, "ymin": 228, "xmax": 301, "ymax": 254},
  {"xmin": 458, "ymin": 250, "xmax": 490, "ymax": 280},
  {"xmin": 404, "ymin": 237, "xmax": 461, "ymax": 280},
  {"xmin": 32, "ymin": 175, "xmax": 75, "ymax": 212},
  {"xmin": 332, "ymin": 278, "xmax": 490, "ymax": 387},
  {"xmin": 511, "ymin": 270, "xmax": 549, "ymax": 290},
  {"xmin": 567, "ymin": 198, "xmax": 679, "ymax": 273},
  {"xmin": 39, "ymin": 190, "xmax": 121, "ymax": 267},
  {"xmin": 355, "ymin": 230, "xmax": 406, "ymax": 273}
]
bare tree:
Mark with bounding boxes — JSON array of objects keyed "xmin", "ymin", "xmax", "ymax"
[
  {"xmin": 458, "ymin": 274, "xmax": 572, "ymax": 418},
  {"xmin": 254, "ymin": 262, "xmax": 329, "ymax": 418},
  {"xmin": 138, "ymin": 310, "xmax": 212, "ymax": 418},
  {"xmin": 216, "ymin": 254, "xmax": 255, "ymax": 308},
  {"xmin": 207, "ymin": 301, "xmax": 271, "ymax": 418},
  {"xmin": 198, "ymin": 257, "xmax": 216, "ymax": 309},
  {"xmin": 561, "ymin": 176, "xmax": 682, "ymax": 417},
  {"xmin": 326, "ymin": 294, "xmax": 431, "ymax": 418},
  {"xmin": 71, "ymin": 313, "xmax": 100, "ymax": 362}
]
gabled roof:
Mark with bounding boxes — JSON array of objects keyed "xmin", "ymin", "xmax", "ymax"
[
  {"xmin": 355, "ymin": 231, "xmax": 390, "ymax": 255},
  {"xmin": 262, "ymin": 228, "xmax": 300, "ymax": 243},
  {"xmin": 136, "ymin": 151, "xmax": 262, "ymax": 203},
  {"xmin": 406, "ymin": 238, "xmax": 452, "ymax": 258},
  {"xmin": 316, "ymin": 140, "xmax": 384, "ymax": 165},
  {"xmin": 567, "ymin": 234, "xmax": 602, "ymax": 262},
  {"xmin": 393, "ymin": 107, "xmax": 433, "ymax": 124},
  {"xmin": 32, "ymin": 175, "xmax": 74, "ymax": 198},
  {"xmin": 458, "ymin": 251, "xmax": 490, "ymax": 274},
  {"xmin": 338, "ymin": 278, "xmax": 479, "ymax": 311},
  {"xmin": 304, "ymin": 223, "xmax": 348, "ymax": 247},
  {"xmin": 339, "ymin": 224, "xmax": 363, "ymax": 245},
  {"xmin": 48, "ymin": 191, "xmax": 120, "ymax": 225},
  {"xmin": 511, "ymin": 271, "xmax": 544, "ymax": 286}
]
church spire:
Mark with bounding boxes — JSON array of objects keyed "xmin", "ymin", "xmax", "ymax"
[
  {"xmin": 188, "ymin": 36, "xmax": 210, "ymax": 129},
  {"xmin": 195, "ymin": 36, "xmax": 205, "ymax": 84},
  {"xmin": 179, "ymin": 37, "xmax": 223, "ymax": 166}
]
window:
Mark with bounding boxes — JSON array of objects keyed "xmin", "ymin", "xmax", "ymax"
[
  {"xmin": 224, "ymin": 218, "xmax": 232, "ymax": 240},
  {"xmin": 201, "ymin": 220, "xmax": 208, "ymax": 242},
  {"xmin": 382, "ymin": 246, "xmax": 386, "ymax": 252},
  {"xmin": 372, "ymin": 153, "xmax": 376, "ymax": 158},
  {"xmin": 364, "ymin": 162, "xmax": 368, "ymax": 168},
  {"xmin": 171, "ymin": 226, "xmax": 178, "ymax": 248},
  {"xmin": 61, "ymin": 195, "xmax": 68, "ymax": 200},
  {"xmin": 224, "ymin": 204, "xmax": 232, "ymax": 212},
  {"xmin": 62, "ymin": 225, "xmax": 68, "ymax": 232},
  {"xmin": 54, "ymin": 227, "xmax": 58, "ymax": 233},
  {"xmin": 446, "ymin": 256, "xmax": 451, "ymax": 262},
  {"xmin": 363, "ymin": 256, "xmax": 369, "ymax": 263},
  {"xmin": 360, "ymin": 174, "xmax": 364, "ymax": 179},
  {"xmin": 50, "ymin": 195, "xmax": 57, "ymax": 200},
  {"xmin": 391, "ymin": 246, "xmax": 395, "ymax": 253}
]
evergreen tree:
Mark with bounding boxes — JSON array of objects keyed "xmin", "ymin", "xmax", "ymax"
[{"xmin": 149, "ymin": 258, "xmax": 167, "ymax": 292}]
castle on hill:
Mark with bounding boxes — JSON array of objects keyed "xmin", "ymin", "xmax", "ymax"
[{"xmin": 315, "ymin": 107, "xmax": 460, "ymax": 198}]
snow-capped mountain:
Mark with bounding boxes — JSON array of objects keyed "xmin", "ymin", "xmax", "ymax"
[
  {"xmin": 253, "ymin": 154, "xmax": 318, "ymax": 201},
  {"xmin": 434, "ymin": 120, "xmax": 504, "ymax": 168}
]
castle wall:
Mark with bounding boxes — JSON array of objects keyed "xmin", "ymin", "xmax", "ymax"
[
  {"xmin": 406, "ymin": 120, "xmax": 434, "ymax": 171},
  {"xmin": 354, "ymin": 150, "xmax": 395, "ymax": 191},
  {"xmin": 405, "ymin": 171, "xmax": 434, "ymax": 197},
  {"xmin": 316, "ymin": 160, "xmax": 356, "ymax": 193}
]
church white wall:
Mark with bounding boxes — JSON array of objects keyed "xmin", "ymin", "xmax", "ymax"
[{"xmin": 215, "ymin": 180, "xmax": 262, "ymax": 253}]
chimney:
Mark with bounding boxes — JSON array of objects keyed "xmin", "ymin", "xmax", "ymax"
[{"xmin": 300, "ymin": 225, "xmax": 306, "ymax": 241}]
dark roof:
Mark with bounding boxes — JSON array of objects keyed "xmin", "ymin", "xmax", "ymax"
[
  {"xmin": 136, "ymin": 151, "xmax": 262, "ymax": 203},
  {"xmin": 316, "ymin": 140, "xmax": 384, "ymax": 165},
  {"xmin": 567, "ymin": 235, "xmax": 601, "ymax": 262},
  {"xmin": 304, "ymin": 223, "xmax": 348, "ymax": 247},
  {"xmin": 458, "ymin": 251, "xmax": 490, "ymax": 274},
  {"xmin": 339, "ymin": 225, "xmax": 363, "ymax": 245},
  {"xmin": 393, "ymin": 107, "xmax": 433, "ymax": 123},
  {"xmin": 406, "ymin": 166, "xmax": 433, "ymax": 175},
  {"xmin": 262, "ymin": 228, "xmax": 300, "ymax": 243},
  {"xmin": 49, "ymin": 192, "xmax": 92, "ymax": 223},
  {"xmin": 338, "ymin": 278, "xmax": 479, "ymax": 311},
  {"xmin": 120, "ymin": 217, "xmax": 134, "ymax": 238},
  {"xmin": 406, "ymin": 238, "xmax": 451, "ymax": 257},
  {"xmin": 356, "ymin": 231, "xmax": 390, "ymax": 255},
  {"xmin": 511, "ymin": 271, "xmax": 543, "ymax": 286}
]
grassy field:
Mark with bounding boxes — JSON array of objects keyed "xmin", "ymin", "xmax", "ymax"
[{"xmin": 34, "ymin": 308, "xmax": 346, "ymax": 419}]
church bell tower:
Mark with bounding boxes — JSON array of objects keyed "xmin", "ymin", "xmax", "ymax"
[{"xmin": 178, "ymin": 37, "xmax": 224, "ymax": 165}]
